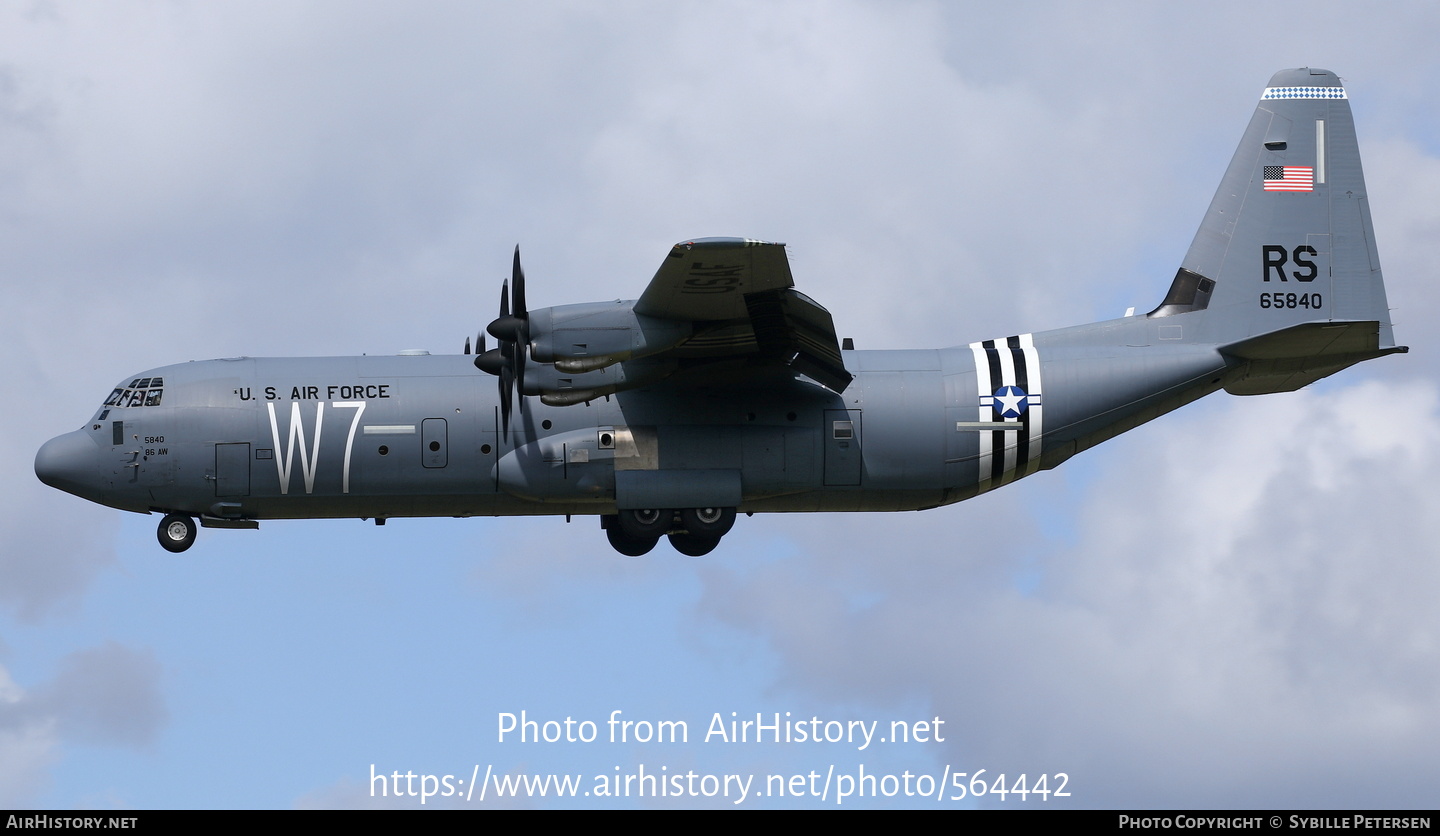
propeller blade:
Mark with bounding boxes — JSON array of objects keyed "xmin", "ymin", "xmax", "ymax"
[
  {"xmin": 511, "ymin": 246, "xmax": 526, "ymax": 319},
  {"xmin": 514, "ymin": 342, "xmax": 526, "ymax": 399},
  {"xmin": 463, "ymin": 336, "xmax": 471, "ymax": 355},
  {"xmin": 499, "ymin": 363, "xmax": 514, "ymax": 436},
  {"xmin": 509, "ymin": 246, "xmax": 530, "ymax": 400}
]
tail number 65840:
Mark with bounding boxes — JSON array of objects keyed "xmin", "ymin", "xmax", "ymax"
[{"xmin": 1260, "ymin": 292, "xmax": 1322, "ymax": 309}]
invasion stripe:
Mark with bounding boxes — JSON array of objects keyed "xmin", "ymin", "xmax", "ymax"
[
  {"xmin": 994, "ymin": 341, "xmax": 1018, "ymax": 483},
  {"xmin": 970, "ymin": 341, "xmax": 994, "ymax": 488},
  {"xmin": 984, "ymin": 340, "xmax": 1005, "ymax": 487},
  {"xmin": 1017, "ymin": 333, "xmax": 1043, "ymax": 477},
  {"xmin": 1008, "ymin": 335, "xmax": 1030, "ymax": 482},
  {"xmin": 969, "ymin": 333, "xmax": 1044, "ymax": 491}
]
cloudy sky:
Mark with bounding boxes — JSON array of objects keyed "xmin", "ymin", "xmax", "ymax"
[{"xmin": 4, "ymin": 0, "xmax": 1438, "ymax": 809}]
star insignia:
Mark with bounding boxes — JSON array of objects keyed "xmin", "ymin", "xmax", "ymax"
[{"xmin": 992, "ymin": 385, "xmax": 1029, "ymax": 419}]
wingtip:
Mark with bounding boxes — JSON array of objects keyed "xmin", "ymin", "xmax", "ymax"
[{"xmin": 674, "ymin": 237, "xmax": 783, "ymax": 250}]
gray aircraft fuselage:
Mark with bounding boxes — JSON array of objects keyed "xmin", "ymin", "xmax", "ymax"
[
  {"xmin": 38, "ymin": 321, "xmax": 1227, "ymax": 520},
  {"xmin": 35, "ymin": 68, "xmax": 1406, "ymax": 556}
]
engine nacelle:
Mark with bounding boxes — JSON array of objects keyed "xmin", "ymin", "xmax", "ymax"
[
  {"xmin": 519, "ymin": 356, "xmax": 677, "ymax": 404},
  {"xmin": 527, "ymin": 303, "xmax": 691, "ymax": 371}
]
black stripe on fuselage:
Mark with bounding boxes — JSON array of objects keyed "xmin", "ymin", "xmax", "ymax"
[
  {"xmin": 1008, "ymin": 334, "xmax": 1031, "ymax": 477},
  {"xmin": 982, "ymin": 339, "xmax": 1005, "ymax": 485}
]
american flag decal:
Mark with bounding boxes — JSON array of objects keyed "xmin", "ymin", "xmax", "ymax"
[{"xmin": 1263, "ymin": 165, "xmax": 1314, "ymax": 192}]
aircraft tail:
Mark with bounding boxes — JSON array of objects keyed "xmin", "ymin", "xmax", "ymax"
[{"xmin": 1149, "ymin": 68, "xmax": 1406, "ymax": 393}]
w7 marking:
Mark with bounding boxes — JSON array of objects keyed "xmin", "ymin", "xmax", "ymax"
[{"xmin": 266, "ymin": 401, "xmax": 367, "ymax": 494}]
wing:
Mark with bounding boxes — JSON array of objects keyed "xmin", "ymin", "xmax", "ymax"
[{"xmin": 634, "ymin": 238, "xmax": 853, "ymax": 392}]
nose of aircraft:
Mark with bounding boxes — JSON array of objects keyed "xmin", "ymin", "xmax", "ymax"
[{"xmin": 35, "ymin": 430, "xmax": 101, "ymax": 499}]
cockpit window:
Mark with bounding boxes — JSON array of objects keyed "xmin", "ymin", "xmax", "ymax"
[{"xmin": 104, "ymin": 378, "xmax": 164, "ymax": 409}]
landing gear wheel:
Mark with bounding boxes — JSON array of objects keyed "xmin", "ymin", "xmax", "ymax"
[
  {"xmin": 607, "ymin": 525, "xmax": 659, "ymax": 557},
  {"xmin": 157, "ymin": 513, "xmax": 196, "ymax": 553},
  {"xmin": 680, "ymin": 507, "xmax": 736, "ymax": 538},
  {"xmin": 668, "ymin": 531, "xmax": 720, "ymax": 557},
  {"xmin": 616, "ymin": 508, "xmax": 671, "ymax": 539}
]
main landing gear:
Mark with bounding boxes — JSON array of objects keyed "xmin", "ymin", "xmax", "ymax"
[
  {"xmin": 157, "ymin": 513, "xmax": 197, "ymax": 553},
  {"xmin": 602, "ymin": 507, "xmax": 737, "ymax": 557}
]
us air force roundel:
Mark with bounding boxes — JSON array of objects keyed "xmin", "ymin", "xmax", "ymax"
[
  {"xmin": 984, "ymin": 385, "xmax": 1037, "ymax": 419},
  {"xmin": 969, "ymin": 334, "xmax": 1043, "ymax": 491}
]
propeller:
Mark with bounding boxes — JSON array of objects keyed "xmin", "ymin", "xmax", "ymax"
[{"xmin": 474, "ymin": 246, "xmax": 530, "ymax": 437}]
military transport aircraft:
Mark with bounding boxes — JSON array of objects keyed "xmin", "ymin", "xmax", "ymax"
[{"xmin": 36, "ymin": 69, "xmax": 1405, "ymax": 557}]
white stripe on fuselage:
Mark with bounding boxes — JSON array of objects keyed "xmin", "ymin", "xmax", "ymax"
[
  {"xmin": 970, "ymin": 341, "xmax": 994, "ymax": 485},
  {"xmin": 1018, "ymin": 332, "xmax": 1043, "ymax": 479}
]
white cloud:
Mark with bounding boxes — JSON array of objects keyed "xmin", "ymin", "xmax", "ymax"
[
  {"xmin": 34, "ymin": 642, "xmax": 167, "ymax": 749},
  {"xmin": 0, "ymin": 664, "xmax": 59, "ymax": 807},
  {"xmin": 0, "ymin": 644, "xmax": 165, "ymax": 806}
]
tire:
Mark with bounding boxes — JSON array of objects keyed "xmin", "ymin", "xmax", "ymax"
[
  {"xmin": 607, "ymin": 525, "xmax": 658, "ymax": 557},
  {"xmin": 616, "ymin": 508, "xmax": 671, "ymax": 538},
  {"xmin": 680, "ymin": 506, "xmax": 736, "ymax": 537},
  {"xmin": 157, "ymin": 513, "xmax": 196, "ymax": 553},
  {"xmin": 668, "ymin": 531, "xmax": 720, "ymax": 557}
]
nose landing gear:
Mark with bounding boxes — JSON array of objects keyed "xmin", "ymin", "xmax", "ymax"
[{"xmin": 157, "ymin": 513, "xmax": 197, "ymax": 553}]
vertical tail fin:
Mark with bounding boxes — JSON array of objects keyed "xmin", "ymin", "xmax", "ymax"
[{"xmin": 1150, "ymin": 68, "xmax": 1405, "ymax": 391}]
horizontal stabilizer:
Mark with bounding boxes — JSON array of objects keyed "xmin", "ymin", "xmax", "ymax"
[{"xmin": 1219, "ymin": 321, "xmax": 1407, "ymax": 394}]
